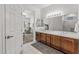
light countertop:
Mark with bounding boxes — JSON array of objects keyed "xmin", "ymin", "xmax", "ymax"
[{"xmin": 36, "ymin": 30, "xmax": 79, "ymax": 40}]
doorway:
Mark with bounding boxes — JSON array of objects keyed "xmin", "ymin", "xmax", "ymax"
[
  {"xmin": 23, "ymin": 18, "xmax": 34, "ymax": 44},
  {"xmin": 22, "ymin": 10, "xmax": 35, "ymax": 44}
]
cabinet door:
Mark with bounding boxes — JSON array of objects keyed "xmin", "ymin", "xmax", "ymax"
[
  {"xmin": 51, "ymin": 35, "xmax": 56, "ymax": 45},
  {"xmin": 51, "ymin": 35, "xmax": 61, "ymax": 49},
  {"xmin": 51, "ymin": 35, "xmax": 53, "ymax": 46},
  {"xmin": 55, "ymin": 36, "xmax": 61, "ymax": 48},
  {"xmin": 61, "ymin": 37, "xmax": 78, "ymax": 53},
  {"xmin": 41, "ymin": 33, "xmax": 46, "ymax": 43},
  {"xmin": 36, "ymin": 32, "xmax": 40, "ymax": 41},
  {"xmin": 46, "ymin": 34, "xmax": 51, "ymax": 45}
]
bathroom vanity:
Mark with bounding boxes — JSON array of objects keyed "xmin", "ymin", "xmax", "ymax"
[{"xmin": 36, "ymin": 30, "xmax": 79, "ymax": 54}]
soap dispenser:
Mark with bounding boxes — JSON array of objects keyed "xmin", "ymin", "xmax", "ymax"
[{"xmin": 74, "ymin": 21, "xmax": 79, "ymax": 33}]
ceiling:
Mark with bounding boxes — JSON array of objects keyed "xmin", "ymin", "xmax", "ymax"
[
  {"xmin": 20, "ymin": 4, "xmax": 51, "ymax": 11},
  {"xmin": 20, "ymin": 4, "xmax": 78, "ymax": 13}
]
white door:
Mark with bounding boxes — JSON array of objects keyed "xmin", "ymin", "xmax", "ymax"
[
  {"xmin": 5, "ymin": 5, "xmax": 23, "ymax": 54},
  {"xmin": 0, "ymin": 5, "xmax": 4, "ymax": 54}
]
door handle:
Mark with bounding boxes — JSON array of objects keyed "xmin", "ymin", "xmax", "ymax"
[{"xmin": 5, "ymin": 36, "xmax": 14, "ymax": 39}]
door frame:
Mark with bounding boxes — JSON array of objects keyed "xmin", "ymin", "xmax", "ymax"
[
  {"xmin": 1, "ymin": 4, "xmax": 6, "ymax": 54},
  {"xmin": 3, "ymin": 4, "xmax": 6, "ymax": 54}
]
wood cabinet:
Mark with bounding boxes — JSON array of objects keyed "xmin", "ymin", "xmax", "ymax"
[
  {"xmin": 40, "ymin": 33, "xmax": 46, "ymax": 43},
  {"xmin": 51, "ymin": 35, "xmax": 61, "ymax": 50},
  {"xmin": 36, "ymin": 32, "xmax": 41, "ymax": 42},
  {"xmin": 36, "ymin": 32, "xmax": 78, "ymax": 54},
  {"xmin": 46, "ymin": 34, "xmax": 51, "ymax": 45},
  {"xmin": 61, "ymin": 37, "xmax": 78, "ymax": 54}
]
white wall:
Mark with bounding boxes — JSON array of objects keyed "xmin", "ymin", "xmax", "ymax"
[
  {"xmin": 35, "ymin": 9, "xmax": 41, "ymax": 28},
  {"xmin": 78, "ymin": 5, "xmax": 79, "ymax": 20}
]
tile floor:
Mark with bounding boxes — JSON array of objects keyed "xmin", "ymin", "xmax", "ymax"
[{"xmin": 22, "ymin": 42, "xmax": 42, "ymax": 54}]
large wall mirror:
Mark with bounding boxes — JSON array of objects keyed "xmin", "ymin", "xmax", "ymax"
[{"xmin": 37, "ymin": 4, "xmax": 79, "ymax": 32}]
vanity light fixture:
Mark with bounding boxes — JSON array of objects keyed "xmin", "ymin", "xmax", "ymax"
[
  {"xmin": 46, "ymin": 10, "xmax": 64, "ymax": 18},
  {"xmin": 22, "ymin": 10, "xmax": 31, "ymax": 18}
]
